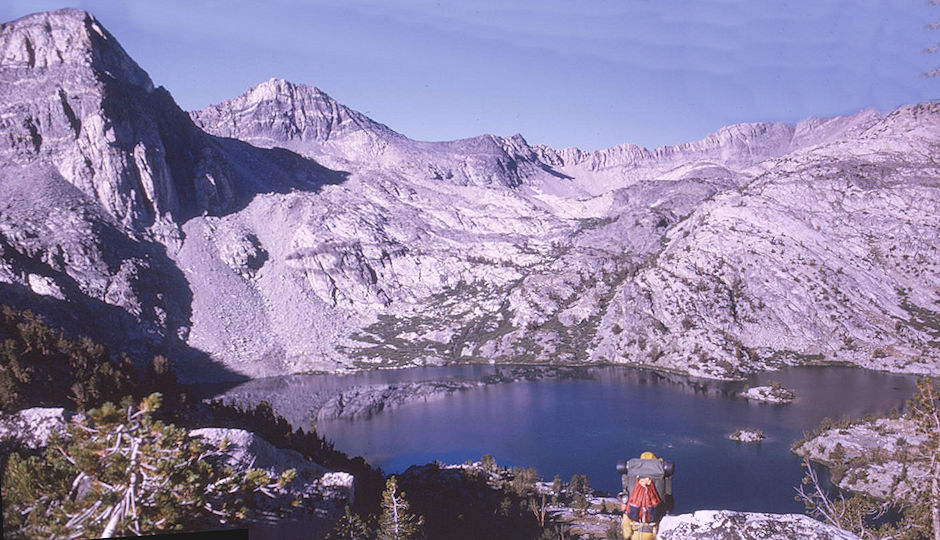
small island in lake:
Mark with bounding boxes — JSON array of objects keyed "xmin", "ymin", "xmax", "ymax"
[
  {"xmin": 730, "ymin": 428, "xmax": 765, "ymax": 444},
  {"xmin": 739, "ymin": 381, "xmax": 795, "ymax": 404}
]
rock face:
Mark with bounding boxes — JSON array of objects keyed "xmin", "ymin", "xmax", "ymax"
[
  {"xmin": 314, "ymin": 380, "xmax": 479, "ymax": 421},
  {"xmin": 658, "ymin": 510, "xmax": 860, "ymax": 539},
  {"xmin": 2, "ymin": 9, "xmax": 202, "ymax": 227},
  {"xmin": 1, "ymin": 9, "xmax": 938, "ymax": 381},
  {"xmin": 0, "ymin": 10, "xmax": 339, "ymax": 375}
]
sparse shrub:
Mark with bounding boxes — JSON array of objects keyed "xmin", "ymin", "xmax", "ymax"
[
  {"xmin": 798, "ymin": 379, "xmax": 940, "ymax": 539},
  {"xmin": 395, "ymin": 463, "xmax": 542, "ymax": 539},
  {"xmin": 569, "ymin": 474, "xmax": 590, "ymax": 495},
  {"xmin": 571, "ymin": 493, "xmax": 590, "ymax": 517},
  {"xmin": 829, "ymin": 442, "xmax": 847, "ymax": 464}
]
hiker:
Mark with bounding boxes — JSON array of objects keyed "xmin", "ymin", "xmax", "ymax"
[{"xmin": 617, "ymin": 451, "xmax": 674, "ymax": 540}]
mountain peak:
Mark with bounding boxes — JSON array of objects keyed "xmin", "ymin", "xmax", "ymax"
[
  {"xmin": 0, "ymin": 8, "xmax": 153, "ymax": 91},
  {"xmin": 245, "ymin": 77, "xmax": 328, "ymax": 104},
  {"xmin": 194, "ymin": 77, "xmax": 401, "ymax": 149}
]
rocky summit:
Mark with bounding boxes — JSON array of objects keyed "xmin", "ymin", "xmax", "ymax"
[{"xmin": 1, "ymin": 9, "xmax": 938, "ymax": 382}]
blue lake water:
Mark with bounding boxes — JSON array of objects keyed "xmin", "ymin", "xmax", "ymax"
[{"xmin": 209, "ymin": 365, "xmax": 919, "ymax": 514}]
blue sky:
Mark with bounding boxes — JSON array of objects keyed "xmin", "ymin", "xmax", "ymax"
[{"xmin": 2, "ymin": 1, "xmax": 937, "ymax": 150}]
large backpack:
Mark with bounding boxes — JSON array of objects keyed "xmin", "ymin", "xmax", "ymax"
[
  {"xmin": 625, "ymin": 477, "xmax": 662, "ymax": 523},
  {"xmin": 622, "ymin": 457, "xmax": 672, "ymax": 498}
]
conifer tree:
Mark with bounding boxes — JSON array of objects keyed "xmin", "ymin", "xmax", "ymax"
[
  {"xmin": 2, "ymin": 393, "xmax": 294, "ymax": 538},
  {"xmin": 905, "ymin": 378, "xmax": 940, "ymax": 540},
  {"xmin": 378, "ymin": 476, "xmax": 424, "ymax": 540},
  {"xmin": 552, "ymin": 474, "xmax": 563, "ymax": 503},
  {"xmin": 569, "ymin": 474, "xmax": 590, "ymax": 495},
  {"xmin": 511, "ymin": 466, "xmax": 538, "ymax": 496},
  {"xmin": 327, "ymin": 505, "xmax": 373, "ymax": 540}
]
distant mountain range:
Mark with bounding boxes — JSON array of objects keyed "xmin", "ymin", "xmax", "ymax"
[{"xmin": 1, "ymin": 9, "xmax": 937, "ymax": 381}]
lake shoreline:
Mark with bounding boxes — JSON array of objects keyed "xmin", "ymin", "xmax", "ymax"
[{"xmin": 201, "ymin": 364, "xmax": 920, "ymax": 515}]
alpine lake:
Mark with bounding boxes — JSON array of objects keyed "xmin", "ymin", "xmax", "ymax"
[{"xmin": 203, "ymin": 365, "xmax": 919, "ymax": 514}]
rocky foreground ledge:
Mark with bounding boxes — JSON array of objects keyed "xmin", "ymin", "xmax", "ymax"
[
  {"xmin": 0, "ymin": 407, "xmax": 354, "ymax": 539},
  {"xmin": 551, "ymin": 498, "xmax": 858, "ymax": 539},
  {"xmin": 539, "ymin": 497, "xmax": 857, "ymax": 539},
  {"xmin": 658, "ymin": 510, "xmax": 859, "ymax": 539}
]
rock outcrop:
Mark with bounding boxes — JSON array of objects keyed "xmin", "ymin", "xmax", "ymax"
[
  {"xmin": 793, "ymin": 417, "xmax": 928, "ymax": 500},
  {"xmin": 739, "ymin": 384, "xmax": 795, "ymax": 404},
  {"xmin": 658, "ymin": 510, "xmax": 860, "ymax": 539},
  {"xmin": 314, "ymin": 380, "xmax": 479, "ymax": 421},
  {"xmin": 192, "ymin": 427, "xmax": 354, "ymax": 515},
  {"xmin": 0, "ymin": 10, "xmax": 339, "ymax": 373},
  {"xmin": 1, "ymin": 9, "xmax": 938, "ymax": 381},
  {"xmin": 0, "ymin": 407, "xmax": 72, "ymax": 449},
  {"xmin": 395, "ymin": 461, "xmax": 862, "ymax": 540},
  {"xmin": 729, "ymin": 428, "xmax": 766, "ymax": 444}
]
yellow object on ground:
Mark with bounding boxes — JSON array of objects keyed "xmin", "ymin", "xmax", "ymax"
[
  {"xmin": 621, "ymin": 514, "xmax": 658, "ymax": 540},
  {"xmin": 640, "ymin": 451, "xmax": 658, "ymax": 460}
]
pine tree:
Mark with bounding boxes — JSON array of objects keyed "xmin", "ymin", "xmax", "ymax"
[
  {"xmin": 569, "ymin": 474, "xmax": 590, "ymax": 495},
  {"xmin": 511, "ymin": 466, "xmax": 538, "ymax": 496},
  {"xmin": 904, "ymin": 378, "xmax": 940, "ymax": 540},
  {"xmin": 0, "ymin": 304, "xmax": 140, "ymax": 413},
  {"xmin": 1, "ymin": 393, "xmax": 295, "ymax": 538},
  {"xmin": 378, "ymin": 476, "xmax": 424, "ymax": 540},
  {"xmin": 327, "ymin": 505, "xmax": 373, "ymax": 540},
  {"xmin": 795, "ymin": 459, "xmax": 885, "ymax": 538}
]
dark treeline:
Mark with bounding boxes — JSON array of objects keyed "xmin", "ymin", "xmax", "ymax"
[
  {"xmin": 395, "ymin": 462, "xmax": 545, "ymax": 539},
  {"xmin": 0, "ymin": 305, "xmax": 142, "ymax": 412}
]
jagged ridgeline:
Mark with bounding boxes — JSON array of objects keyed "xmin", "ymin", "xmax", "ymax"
[{"xmin": 1, "ymin": 9, "xmax": 938, "ymax": 382}]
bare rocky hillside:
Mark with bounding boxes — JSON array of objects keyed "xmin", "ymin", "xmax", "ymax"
[{"xmin": 1, "ymin": 9, "xmax": 937, "ymax": 381}]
